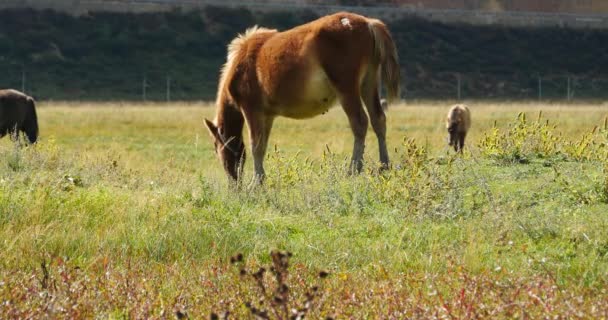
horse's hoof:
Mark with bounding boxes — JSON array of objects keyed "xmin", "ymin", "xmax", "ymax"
[{"xmin": 379, "ymin": 163, "xmax": 390, "ymax": 172}]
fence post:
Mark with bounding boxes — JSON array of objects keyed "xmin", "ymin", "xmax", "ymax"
[
  {"xmin": 457, "ymin": 73, "xmax": 461, "ymax": 100},
  {"xmin": 21, "ymin": 68, "xmax": 26, "ymax": 94},
  {"xmin": 567, "ymin": 76, "xmax": 571, "ymax": 101},
  {"xmin": 166, "ymin": 75, "xmax": 171, "ymax": 102},
  {"xmin": 142, "ymin": 75, "xmax": 148, "ymax": 101},
  {"xmin": 538, "ymin": 75, "xmax": 542, "ymax": 101}
]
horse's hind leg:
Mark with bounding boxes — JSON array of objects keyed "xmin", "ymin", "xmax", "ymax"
[
  {"xmin": 339, "ymin": 90, "xmax": 368, "ymax": 174},
  {"xmin": 361, "ymin": 70, "xmax": 389, "ymax": 169}
]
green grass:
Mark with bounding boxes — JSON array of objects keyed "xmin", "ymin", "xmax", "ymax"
[{"xmin": 1, "ymin": 101, "xmax": 608, "ymax": 317}]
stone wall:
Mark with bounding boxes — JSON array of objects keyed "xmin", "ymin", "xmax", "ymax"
[{"xmin": 2, "ymin": 0, "xmax": 608, "ymax": 29}]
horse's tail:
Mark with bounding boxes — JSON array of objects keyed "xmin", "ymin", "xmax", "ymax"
[{"xmin": 368, "ymin": 19, "xmax": 401, "ymax": 108}]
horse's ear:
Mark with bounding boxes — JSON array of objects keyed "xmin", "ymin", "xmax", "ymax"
[{"xmin": 204, "ymin": 118, "xmax": 220, "ymax": 140}]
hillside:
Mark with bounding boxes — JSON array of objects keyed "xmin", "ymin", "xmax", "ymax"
[{"xmin": 0, "ymin": 7, "xmax": 607, "ymax": 100}]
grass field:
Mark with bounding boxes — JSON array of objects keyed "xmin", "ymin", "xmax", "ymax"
[{"xmin": 1, "ymin": 101, "xmax": 608, "ymax": 318}]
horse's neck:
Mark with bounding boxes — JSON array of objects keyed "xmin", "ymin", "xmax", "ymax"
[{"xmin": 216, "ymin": 100, "xmax": 244, "ymax": 139}]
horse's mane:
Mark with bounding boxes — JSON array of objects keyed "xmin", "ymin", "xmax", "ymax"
[{"xmin": 215, "ymin": 26, "xmax": 277, "ymax": 109}]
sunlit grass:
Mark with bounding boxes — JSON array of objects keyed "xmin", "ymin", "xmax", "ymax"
[{"xmin": 1, "ymin": 100, "xmax": 607, "ymax": 317}]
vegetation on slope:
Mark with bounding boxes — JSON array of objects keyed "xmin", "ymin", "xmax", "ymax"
[{"xmin": 1, "ymin": 7, "xmax": 607, "ymax": 100}]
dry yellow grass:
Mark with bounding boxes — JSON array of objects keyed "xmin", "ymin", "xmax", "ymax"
[{"xmin": 27, "ymin": 100, "xmax": 608, "ymax": 164}]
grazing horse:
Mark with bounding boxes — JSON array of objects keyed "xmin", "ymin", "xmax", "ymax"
[
  {"xmin": 204, "ymin": 12, "xmax": 401, "ymax": 183},
  {"xmin": 446, "ymin": 104, "xmax": 471, "ymax": 152},
  {"xmin": 0, "ymin": 89, "xmax": 38, "ymax": 144}
]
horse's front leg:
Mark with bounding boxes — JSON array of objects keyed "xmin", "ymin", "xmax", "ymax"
[
  {"xmin": 243, "ymin": 110, "xmax": 274, "ymax": 185},
  {"xmin": 9, "ymin": 126, "xmax": 21, "ymax": 147},
  {"xmin": 457, "ymin": 132, "xmax": 466, "ymax": 153}
]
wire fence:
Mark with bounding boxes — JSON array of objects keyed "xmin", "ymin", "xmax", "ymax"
[
  {"xmin": 1, "ymin": 66, "xmax": 219, "ymax": 101},
  {"xmin": 4, "ymin": 67, "xmax": 608, "ymax": 101},
  {"xmin": 404, "ymin": 73, "xmax": 608, "ymax": 101}
]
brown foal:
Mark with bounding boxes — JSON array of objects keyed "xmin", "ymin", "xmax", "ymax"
[{"xmin": 205, "ymin": 12, "xmax": 401, "ymax": 184}]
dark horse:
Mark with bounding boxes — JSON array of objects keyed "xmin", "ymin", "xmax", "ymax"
[
  {"xmin": 0, "ymin": 89, "xmax": 38, "ymax": 144},
  {"xmin": 205, "ymin": 12, "xmax": 401, "ymax": 183}
]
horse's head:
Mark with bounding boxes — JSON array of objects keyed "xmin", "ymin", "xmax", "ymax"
[
  {"xmin": 446, "ymin": 106, "xmax": 467, "ymax": 147},
  {"xmin": 204, "ymin": 118, "xmax": 245, "ymax": 182},
  {"xmin": 447, "ymin": 128, "xmax": 457, "ymax": 147},
  {"xmin": 446, "ymin": 118, "xmax": 460, "ymax": 147}
]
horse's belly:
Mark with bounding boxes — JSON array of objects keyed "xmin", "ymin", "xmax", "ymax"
[
  {"xmin": 279, "ymin": 99, "xmax": 336, "ymax": 119},
  {"xmin": 272, "ymin": 67, "xmax": 337, "ymax": 119}
]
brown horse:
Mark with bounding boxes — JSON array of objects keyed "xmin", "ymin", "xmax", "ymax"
[
  {"xmin": 205, "ymin": 12, "xmax": 400, "ymax": 183},
  {"xmin": 446, "ymin": 104, "xmax": 471, "ymax": 152}
]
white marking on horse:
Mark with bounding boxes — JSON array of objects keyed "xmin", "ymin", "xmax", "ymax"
[{"xmin": 341, "ymin": 18, "xmax": 352, "ymax": 28}]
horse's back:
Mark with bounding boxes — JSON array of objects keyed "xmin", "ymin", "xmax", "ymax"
[
  {"xmin": 0, "ymin": 89, "xmax": 31, "ymax": 132},
  {"xmin": 260, "ymin": 12, "xmax": 374, "ymax": 78},
  {"xmin": 254, "ymin": 12, "xmax": 376, "ymax": 118}
]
